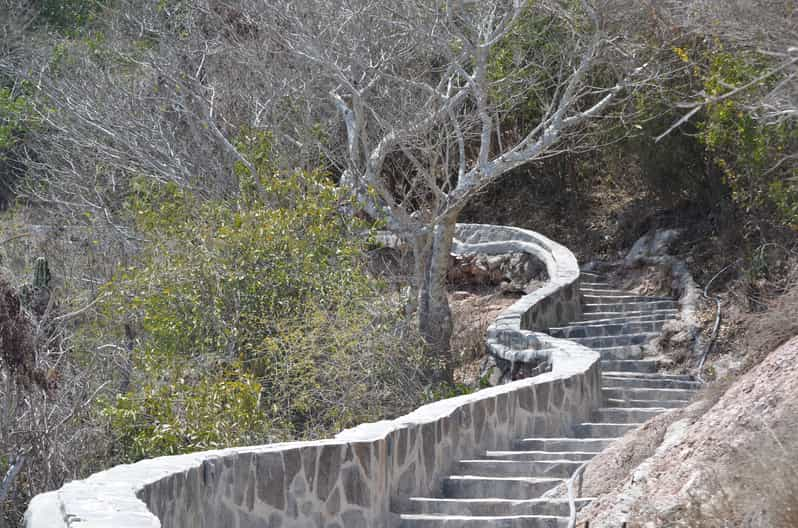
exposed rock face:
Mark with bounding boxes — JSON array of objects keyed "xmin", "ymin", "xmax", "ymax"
[
  {"xmin": 448, "ymin": 252, "xmax": 547, "ymax": 294},
  {"xmin": 624, "ymin": 229, "xmax": 682, "ymax": 266},
  {"xmin": 576, "ymin": 336, "xmax": 798, "ymax": 527}
]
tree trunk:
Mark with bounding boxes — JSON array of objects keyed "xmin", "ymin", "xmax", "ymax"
[{"xmin": 416, "ymin": 213, "xmax": 459, "ymax": 380}]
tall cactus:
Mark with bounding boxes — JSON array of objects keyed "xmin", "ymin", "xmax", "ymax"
[{"xmin": 32, "ymin": 257, "xmax": 51, "ymax": 290}]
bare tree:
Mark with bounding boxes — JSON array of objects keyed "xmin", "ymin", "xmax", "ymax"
[
  {"xmin": 253, "ymin": 0, "xmax": 654, "ymax": 363},
  {"xmin": 6, "ymin": 0, "xmax": 656, "ymax": 366}
]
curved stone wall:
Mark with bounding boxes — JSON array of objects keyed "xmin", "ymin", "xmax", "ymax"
[
  {"xmin": 453, "ymin": 224, "xmax": 582, "ymax": 364},
  {"xmin": 24, "ymin": 224, "xmax": 601, "ymax": 528}
]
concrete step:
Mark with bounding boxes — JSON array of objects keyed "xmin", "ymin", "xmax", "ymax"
[
  {"xmin": 582, "ymin": 300, "xmax": 679, "ymax": 313},
  {"xmin": 402, "ymin": 497, "xmax": 593, "ymax": 516},
  {"xmin": 579, "ymin": 272, "xmax": 606, "ymax": 281},
  {"xmin": 580, "ymin": 282, "xmax": 619, "ymax": 291},
  {"xmin": 565, "ymin": 312, "xmax": 676, "ymax": 327},
  {"xmin": 514, "ymin": 437, "xmax": 616, "ymax": 452},
  {"xmin": 549, "ymin": 320, "xmax": 666, "ymax": 339},
  {"xmin": 570, "ymin": 332, "xmax": 660, "ymax": 349},
  {"xmin": 582, "ymin": 294, "xmax": 674, "ymax": 304},
  {"xmin": 572, "ymin": 422, "xmax": 642, "ymax": 438},
  {"xmin": 442, "ymin": 476, "xmax": 564, "ymax": 499},
  {"xmin": 580, "ymin": 287, "xmax": 635, "ymax": 296},
  {"xmin": 576, "ymin": 309, "xmax": 678, "ymax": 322},
  {"xmin": 399, "ymin": 513, "xmax": 569, "ymax": 528},
  {"xmin": 603, "ymin": 371, "xmax": 698, "ymax": 382},
  {"xmin": 603, "ymin": 376, "xmax": 701, "ymax": 390},
  {"xmin": 600, "ymin": 359, "xmax": 658, "ymax": 373},
  {"xmin": 484, "ymin": 450, "xmax": 599, "ymax": 462},
  {"xmin": 592, "ymin": 407, "xmax": 666, "ymax": 423},
  {"xmin": 457, "ymin": 459, "xmax": 584, "ymax": 478},
  {"xmin": 598, "ymin": 345, "xmax": 646, "ymax": 361},
  {"xmin": 605, "ymin": 398, "xmax": 689, "ymax": 409},
  {"xmin": 602, "ymin": 386, "xmax": 698, "ymax": 402}
]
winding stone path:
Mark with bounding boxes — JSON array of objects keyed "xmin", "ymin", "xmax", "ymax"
[{"xmin": 396, "ymin": 271, "xmax": 700, "ymax": 527}]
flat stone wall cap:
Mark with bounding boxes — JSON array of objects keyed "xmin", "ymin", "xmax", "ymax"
[{"xmin": 335, "ymin": 420, "xmax": 398, "ymax": 441}]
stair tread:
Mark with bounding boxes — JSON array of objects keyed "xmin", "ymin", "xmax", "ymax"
[
  {"xmin": 573, "ymin": 332, "xmax": 660, "ymax": 339},
  {"xmin": 407, "ymin": 497, "xmax": 594, "ymax": 504},
  {"xmin": 446, "ymin": 475, "xmax": 565, "ymax": 483},
  {"xmin": 400, "ymin": 514, "xmax": 569, "ymax": 520},
  {"xmin": 485, "ymin": 451, "xmax": 601, "ymax": 456},
  {"xmin": 602, "ymin": 386, "xmax": 697, "ymax": 391},
  {"xmin": 604, "ymin": 373, "xmax": 698, "ymax": 382},
  {"xmin": 518, "ymin": 437, "xmax": 619, "ymax": 441},
  {"xmin": 596, "ymin": 406, "xmax": 668, "ymax": 411},
  {"xmin": 461, "ymin": 459, "xmax": 583, "ymax": 463},
  {"xmin": 577, "ymin": 310, "xmax": 677, "ymax": 321},
  {"xmin": 552, "ymin": 317, "xmax": 674, "ymax": 329},
  {"xmin": 578, "ymin": 421, "xmax": 645, "ymax": 426},
  {"xmin": 582, "ymin": 294, "xmax": 674, "ymax": 301},
  {"xmin": 605, "ymin": 398, "xmax": 690, "ymax": 407}
]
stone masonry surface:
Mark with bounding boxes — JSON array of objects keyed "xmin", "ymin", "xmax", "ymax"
[
  {"xmin": 23, "ymin": 223, "xmax": 691, "ymax": 528},
  {"xmin": 394, "ymin": 268, "xmax": 700, "ymax": 527}
]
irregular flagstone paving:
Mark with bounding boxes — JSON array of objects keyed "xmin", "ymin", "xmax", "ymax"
[{"xmin": 395, "ymin": 271, "xmax": 700, "ymax": 528}]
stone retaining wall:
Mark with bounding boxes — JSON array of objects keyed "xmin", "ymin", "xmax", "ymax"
[
  {"xmin": 453, "ymin": 224, "xmax": 582, "ymax": 365},
  {"xmin": 24, "ymin": 224, "xmax": 601, "ymax": 528}
]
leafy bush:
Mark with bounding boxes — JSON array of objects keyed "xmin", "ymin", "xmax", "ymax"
[
  {"xmin": 695, "ymin": 47, "xmax": 798, "ymax": 226},
  {"xmin": 36, "ymin": 0, "xmax": 107, "ymax": 31},
  {"xmin": 0, "ymin": 87, "xmax": 35, "ymax": 203},
  {"xmin": 100, "ymin": 170, "xmax": 434, "ymax": 460}
]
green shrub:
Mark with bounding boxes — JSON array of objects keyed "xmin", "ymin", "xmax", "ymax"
[
  {"xmin": 36, "ymin": 0, "xmax": 107, "ymax": 31},
  {"xmin": 695, "ymin": 47, "xmax": 798, "ymax": 226},
  {"xmin": 99, "ymin": 168, "xmax": 433, "ymax": 460},
  {"xmin": 103, "ymin": 363, "xmax": 267, "ymax": 459},
  {"xmin": 0, "ymin": 87, "xmax": 34, "ymax": 154}
]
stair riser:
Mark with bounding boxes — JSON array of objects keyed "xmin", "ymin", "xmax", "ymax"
[
  {"xmin": 580, "ymin": 285, "xmax": 623, "ymax": 292},
  {"xmin": 599, "ymin": 346, "xmax": 645, "ymax": 360},
  {"xmin": 571, "ymin": 315, "xmax": 676, "ymax": 327},
  {"xmin": 602, "ymin": 387, "xmax": 697, "ymax": 401},
  {"xmin": 603, "ymin": 377, "xmax": 702, "ymax": 390},
  {"xmin": 592, "ymin": 408, "xmax": 665, "ymax": 423},
  {"xmin": 576, "ymin": 309, "xmax": 678, "ymax": 322},
  {"xmin": 582, "ymin": 295, "xmax": 674, "ymax": 304},
  {"xmin": 572, "ymin": 423, "xmax": 640, "ymax": 438},
  {"xmin": 457, "ymin": 460, "xmax": 582, "ymax": 478},
  {"xmin": 550, "ymin": 321, "xmax": 665, "ymax": 339},
  {"xmin": 443, "ymin": 478, "xmax": 562, "ymax": 500},
  {"xmin": 399, "ymin": 516, "xmax": 569, "ymax": 528},
  {"xmin": 484, "ymin": 451, "xmax": 598, "ymax": 462},
  {"xmin": 603, "ymin": 372, "xmax": 697, "ymax": 382},
  {"xmin": 571, "ymin": 333, "xmax": 658, "ymax": 348},
  {"xmin": 402, "ymin": 498, "xmax": 592, "ymax": 516},
  {"xmin": 514, "ymin": 438, "xmax": 615, "ymax": 451},
  {"xmin": 600, "ymin": 360, "xmax": 657, "ymax": 373},
  {"xmin": 582, "ymin": 301, "xmax": 678, "ymax": 313},
  {"xmin": 604, "ymin": 398, "xmax": 688, "ymax": 409},
  {"xmin": 579, "ymin": 281, "xmax": 624, "ymax": 291}
]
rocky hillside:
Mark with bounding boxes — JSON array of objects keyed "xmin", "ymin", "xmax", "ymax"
[{"xmin": 572, "ymin": 334, "xmax": 798, "ymax": 527}]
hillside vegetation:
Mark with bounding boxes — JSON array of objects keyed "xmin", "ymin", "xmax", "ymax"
[{"xmin": 1, "ymin": 0, "xmax": 796, "ymax": 526}]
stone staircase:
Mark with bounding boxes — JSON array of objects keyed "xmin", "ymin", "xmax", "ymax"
[{"xmin": 396, "ymin": 271, "xmax": 700, "ymax": 527}]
